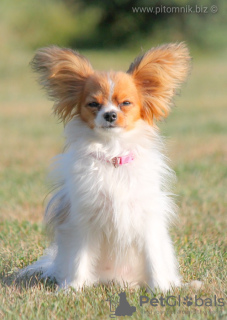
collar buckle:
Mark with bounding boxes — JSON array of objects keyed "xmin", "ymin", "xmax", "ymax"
[{"xmin": 112, "ymin": 157, "xmax": 121, "ymax": 168}]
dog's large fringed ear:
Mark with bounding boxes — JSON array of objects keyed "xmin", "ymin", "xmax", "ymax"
[
  {"xmin": 127, "ymin": 43, "xmax": 191, "ymax": 125},
  {"xmin": 31, "ymin": 46, "xmax": 94, "ymax": 122}
]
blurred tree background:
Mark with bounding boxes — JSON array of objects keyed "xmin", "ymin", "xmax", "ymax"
[{"xmin": 1, "ymin": 0, "xmax": 226, "ymax": 54}]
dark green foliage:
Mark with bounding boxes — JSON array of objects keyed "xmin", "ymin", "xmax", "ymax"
[
  {"xmin": 66, "ymin": 0, "xmax": 226, "ymax": 50},
  {"xmin": 1, "ymin": 0, "xmax": 226, "ymax": 51}
]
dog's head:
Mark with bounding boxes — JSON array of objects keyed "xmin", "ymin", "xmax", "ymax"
[{"xmin": 31, "ymin": 43, "xmax": 190, "ymax": 132}]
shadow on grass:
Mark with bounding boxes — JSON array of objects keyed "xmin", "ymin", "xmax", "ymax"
[{"xmin": 0, "ymin": 267, "xmax": 57, "ymax": 292}]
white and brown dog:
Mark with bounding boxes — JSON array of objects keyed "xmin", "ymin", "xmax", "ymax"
[{"xmin": 21, "ymin": 43, "xmax": 191, "ymax": 292}]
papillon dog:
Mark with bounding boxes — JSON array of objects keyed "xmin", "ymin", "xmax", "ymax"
[{"xmin": 22, "ymin": 43, "xmax": 191, "ymax": 292}]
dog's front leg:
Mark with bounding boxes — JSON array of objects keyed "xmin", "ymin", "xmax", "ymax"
[
  {"xmin": 54, "ymin": 226, "xmax": 100, "ymax": 291},
  {"xmin": 144, "ymin": 218, "xmax": 181, "ymax": 292}
]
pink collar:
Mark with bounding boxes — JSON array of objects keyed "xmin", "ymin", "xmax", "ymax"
[{"xmin": 91, "ymin": 152, "xmax": 134, "ymax": 168}]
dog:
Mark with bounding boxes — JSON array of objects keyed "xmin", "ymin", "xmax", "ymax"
[{"xmin": 21, "ymin": 43, "xmax": 190, "ymax": 292}]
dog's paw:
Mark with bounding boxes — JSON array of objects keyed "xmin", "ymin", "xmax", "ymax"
[
  {"xmin": 57, "ymin": 281, "xmax": 84, "ymax": 294},
  {"xmin": 183, "ymin": 280, "xmax": 203, "ymax": 291},
  {"xmin": 147, "ymin": 277, "xmax": 181, "ymax": 293}
]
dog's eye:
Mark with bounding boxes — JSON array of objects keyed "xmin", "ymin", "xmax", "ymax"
[
  {"xmin": 88, "ymin": 102, "xmax": 100, "ymax": 108},
  {"xmin": 122, "ymin": 101, "xmax": 131, "ymax": 106}
]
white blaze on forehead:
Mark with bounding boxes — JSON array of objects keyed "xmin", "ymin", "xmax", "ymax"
[
  {"xmin": 94, "ymin": 74, "xmax": 119, "ymax": 128},
  {"xmin": 108, "ymin": 74, "xmax": 115, "ymax": 103}
]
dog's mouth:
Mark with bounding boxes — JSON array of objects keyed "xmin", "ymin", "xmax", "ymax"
[
  {"xmin": 101, "ymin": 124, "xmax": 117, "ymax": 129},
  {"xmin": 95, "ymin": 124, "xmax": 124, "ymax": 134},
  {"xmin": 99, "ymin": 121, "xmax": 122, "ymax": 129}
]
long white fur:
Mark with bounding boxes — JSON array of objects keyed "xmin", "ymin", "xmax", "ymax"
[{"xmin": 21, "ymin": 116, "xmax": 181, "ymax": 292}]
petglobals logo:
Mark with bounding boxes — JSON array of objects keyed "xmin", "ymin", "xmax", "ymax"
[
  {"xmin": 106, "ymin": 291, "xmax": 136, "ymax": 318},
  {"xmin": 106, "ymin": 292, "xmax": 225, "ymax": 318},
  {"xmin": 140, "ymin": 295, "xmax": 225, "ymax": 308}
]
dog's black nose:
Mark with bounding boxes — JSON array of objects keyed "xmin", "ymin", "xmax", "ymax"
[{"xmin": 103, "ymin": 111, "xmax": 117, "ymax": 123}]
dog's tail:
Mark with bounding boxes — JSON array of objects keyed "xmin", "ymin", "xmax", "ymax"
[
  {"xmin": 19, "ymin": 156, "xmax": 70, "ymax": 282},
  {"xmin": 18, "ymin": 245, "xmax": 57, "ymax": 280}
]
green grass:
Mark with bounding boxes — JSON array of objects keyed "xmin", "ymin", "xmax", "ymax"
[{"xmin": 0, "ymin": 47, "xmax": 226, "ymax": 319}]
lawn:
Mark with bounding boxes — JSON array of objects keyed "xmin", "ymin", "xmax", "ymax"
[{"xmin": 0, "ymin": 47, "xmax": 226, "ymax": 319}]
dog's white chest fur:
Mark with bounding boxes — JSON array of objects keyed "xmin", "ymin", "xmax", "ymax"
[{"xmin": 61, "ymin": 119, "xmax": 165, "ymax": 237}]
